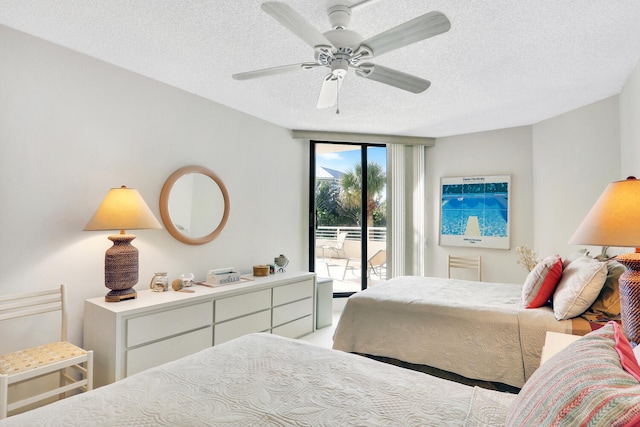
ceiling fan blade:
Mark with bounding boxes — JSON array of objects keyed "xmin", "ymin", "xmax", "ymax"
[
  {"xmin": 360, "ymin": 11, "xmax": 450, "ymax": 58},
  {"xmin": 262, "ymin": 2, "xmax": 333, "ymax": 49},
  {"xmin": 355, "ymin": 63, "xmax": 430, "ymax": 93},
  {"xmin": 317, "ymin": 73, "xmax": 342, "ymax": 109},
  {"xmin": 232, "ymin": 63, "xmax": 319, "ymax": 80}
]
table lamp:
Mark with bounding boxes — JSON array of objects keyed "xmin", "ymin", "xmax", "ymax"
[
  {"xmin": 568, "ymin": 176, "xmax": 640, "ymax": 342},
  {"xmin": 84, "ymin": 186, "xmax": 162, "ymax": 302}
]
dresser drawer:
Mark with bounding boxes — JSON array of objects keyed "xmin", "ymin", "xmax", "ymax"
[
  {"xmin": 214, "ymin": 310, "xmax": 271, "ymax": 345},
  {"xmin": 126, "ymin": 326, "xmax": 213, "ymax": 376},
  {"xmin": 273, "ymin": 298, "xmax": 313, "ymax": 327},
  {"xmin": 272, "ymin": 279, "xmax": 314, "ymax": 306},
  {"xmin": 127, "ymin": 301, "xmax": 213, "ymax": 347},
  {"xmin": 215, "ymin": 289, "xmax": 271, "ymax": 322},
  {"xmin": 272, "ymin": 315, "xmax": 313, "ymax": 339}
]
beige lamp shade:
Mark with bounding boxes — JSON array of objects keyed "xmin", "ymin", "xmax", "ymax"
[
  {"xmin": 85, "ymin": 186, "xmax": 162, "ymax": 232},
  {"xmin": 568, "ymin": 177, "xmax": 640, "ymax": 248}
]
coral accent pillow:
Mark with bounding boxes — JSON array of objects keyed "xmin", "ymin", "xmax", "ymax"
[
  {"xmin": 507, "ymin": 322, "xmax": 640, "ymax": 426},
  {"xmin": 552, "ymin": 256, "xmax": 607, "ymax": 320},
  {"xmin": 521, "ymin": 255, "xmax": 563, "ymax": 308}
]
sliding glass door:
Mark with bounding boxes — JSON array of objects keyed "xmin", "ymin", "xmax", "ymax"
[{"xmin": 309, "ymin": 141, "xmax": 387, "ymax": 296}]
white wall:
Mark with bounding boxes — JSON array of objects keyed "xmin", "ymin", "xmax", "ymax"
[
  {"xmin": 532, "ymin": 96, "xmax": 620, "ymax": 259},
  {"xmin": 426, "ymin": 126, "xmax": 534, "ymax": 284},
  {"xmin": 620, "ymin": 60, "xmax": 640, "ymax": 177},
  {"xmin": 0, "ymin": 25, "xmax": 309, "ymax": 350}
]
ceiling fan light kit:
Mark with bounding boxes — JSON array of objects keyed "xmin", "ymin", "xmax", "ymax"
[{"xmin": 232, "ymin": 1, "xmax": 451, "ymax": 111}]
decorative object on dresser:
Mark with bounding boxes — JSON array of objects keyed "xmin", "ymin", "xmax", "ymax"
[
  {"xmin": 0, "ymin": 285, "xmax": 93, "ymax": 419},
  {"xmin": 569, "ymin": 176, "xmax": 640, "ymax": 343},
  {"xmin": 170, "ymin": 279, "xmax": 195, "ymax": 293},
  {"xmin": 149, "ymin": 272, "xmax": 169, "ymax": 292},
  {"xmin": 274, "ymin": 254, "xmax": 289, "ymax": 272},
  {"xmin": 159, "ymin": 165, "xmax": 230, "ymax": 245},
  {"xmin": 84, "ymin": 186, "xmax": 162, "ymax": 302},
  {"xmin": 205, "ymin": 268, "xmax": 241, "ymax": 285},
  {"xmin": 253, "ymin": 265, "xmax": 270, "ymax": 276},
  {"xmin": 179, "ymin": 272, "xmax": 194, "ymax": 287}
]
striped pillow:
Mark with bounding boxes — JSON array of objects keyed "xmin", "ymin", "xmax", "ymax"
[
  {"xmin": 521, "ymin": 255, "xmax": 563, "ymax": 308},
  {"xmin": 507, "ymin": 322, "xmax": 640, "ymax": 426}
]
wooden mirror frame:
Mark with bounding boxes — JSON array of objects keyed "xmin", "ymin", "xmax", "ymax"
[{"xmin": 159, "ymin": 165, "xmax": 230, "ymax": 245}]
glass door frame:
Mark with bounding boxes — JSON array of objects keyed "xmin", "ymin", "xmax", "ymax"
[{"xmin": 308, "ymin": 140, "xmax": 385, "ymax": 297}]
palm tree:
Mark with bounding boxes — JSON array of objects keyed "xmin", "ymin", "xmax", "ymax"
[
  {"xmin": 340, "ymin": 162, "xmax": 386, "ymax": 227},
  {"xmin": 315, "ymin": 181, "xmax": 341, "ymax": 226}
]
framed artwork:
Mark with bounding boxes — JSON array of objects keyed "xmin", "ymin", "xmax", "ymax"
[{"xmin": 439, "ymin": 175, "xmax": 511, "ymax": 249}]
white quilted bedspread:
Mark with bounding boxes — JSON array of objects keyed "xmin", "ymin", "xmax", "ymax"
[
  {"xmin": 332, "ymin": 276, "xmax": 574, "ymax": 388},
  {"xmin": 0, "ymin": 333, "xmax": 515, "ymax": 426}
]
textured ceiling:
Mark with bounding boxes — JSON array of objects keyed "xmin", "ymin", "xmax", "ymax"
[{"xmin": 2, "ymin": 1, "xmax": 640, "ymax": 138}]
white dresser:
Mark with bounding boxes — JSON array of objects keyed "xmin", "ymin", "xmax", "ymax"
[{"xmin": 84, "ymin": 271, "xmax": 316, "ymax": 387}]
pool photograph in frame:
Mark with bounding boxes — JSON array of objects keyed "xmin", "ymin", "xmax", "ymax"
[{"xmin": 439, "ymin": 175, "xmax": 511, "ymax": 249}]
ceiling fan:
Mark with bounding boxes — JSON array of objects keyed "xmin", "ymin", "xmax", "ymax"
[{"xmin": 232, "ymin": 2, "xmax": 451, "ymax": 112}]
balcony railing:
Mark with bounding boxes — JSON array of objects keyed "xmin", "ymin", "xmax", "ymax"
[
  {"xmin": 316, "ymin": 226, "xmax": 386, "ymax": 261},
  {"xmin": 316, "ymin": 226, "xmax": 386, "ymax": 242}
]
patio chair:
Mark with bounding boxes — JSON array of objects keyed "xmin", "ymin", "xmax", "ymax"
[
  {"xmin": 0, "ymin": 284, "xmax": 93, "ymax": 419},
  {"xmin": 447, "ymin": 255, "xmax": 482, "ymax": 281},
  {"xmin": 342, "ymin": 249, "xmax": 387, "ymax": 280},
  {"xmin": 322, "ymin": 231, "xmax": 348, "ymax": 259}
]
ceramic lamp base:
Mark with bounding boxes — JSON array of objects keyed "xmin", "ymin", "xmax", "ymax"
[{"xmin": 617, "ymin": 252, "xmax": 640, "ymax": 343}]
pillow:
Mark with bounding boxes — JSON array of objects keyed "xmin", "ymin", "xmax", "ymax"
[
  {"xmin": 552, "ymin": 256, "xmax": 607, "ymax": 320},
  {"xmin": 581, "ymin": 259, "xmax": 625, "ymax": 321},
  {"xmin": 506, "ymin": 322, "xmax": 640, "ymax": 426},
  {"xmin": 521, "ymin": 255, "xmax": 563, "ymax": 308}
]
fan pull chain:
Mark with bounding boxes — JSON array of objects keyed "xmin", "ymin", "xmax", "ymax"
[{"xmin": 336, "ymin": 88, "xmax": 340, "ymax": 115}]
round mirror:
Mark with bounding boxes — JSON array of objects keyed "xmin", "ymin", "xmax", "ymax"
[{"xmin": 160, "ymin": 165, "xmax": 230, "ymax": 245}]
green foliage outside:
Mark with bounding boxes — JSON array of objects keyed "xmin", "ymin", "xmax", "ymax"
[{"xmin": 316, "ymin": 162, "xmax": 386, "ymax": 228}]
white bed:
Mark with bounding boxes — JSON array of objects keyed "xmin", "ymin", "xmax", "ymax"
[
  {"xmin": 332, "ymin": 276, "xmax": 592, "ymax": 388},
  {"xmin": 0, "ymin": 333, "xmax": 514, "ymax": 426}
]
